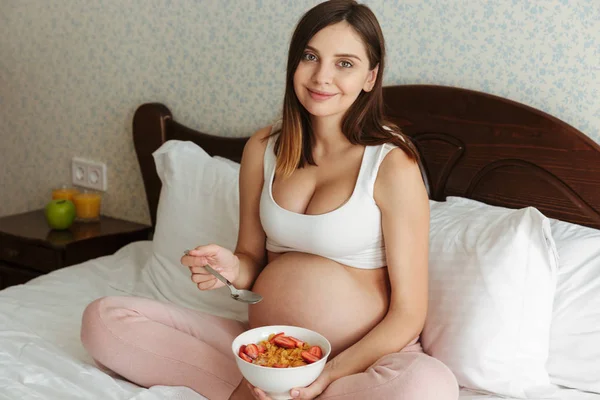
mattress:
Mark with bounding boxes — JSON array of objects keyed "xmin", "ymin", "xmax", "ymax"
[{"xmin": 0, "ymin": 241, "xmax": 597, "ymax": 400}]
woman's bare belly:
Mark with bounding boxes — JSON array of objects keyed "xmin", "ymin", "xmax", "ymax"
[{"xmin": 248, "ymin": 252, "xmax": 390, "ymax": 358}]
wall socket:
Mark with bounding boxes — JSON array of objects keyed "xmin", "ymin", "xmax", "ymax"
[{"xmin": 71, "ymin": 157, "xmax": 108, "ymax": 191}]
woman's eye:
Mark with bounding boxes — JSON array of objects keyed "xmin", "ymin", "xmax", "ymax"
[
  {"xmin": 303, "ymin": 53, "xmax": 317, "ymax": 62},
  {"xmin": 339, "ymin": 60, "xmax": 353, "ymax": 68}
]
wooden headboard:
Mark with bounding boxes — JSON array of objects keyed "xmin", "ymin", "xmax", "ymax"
[{"xmin": 133, "ymin": 85, "xmax": 600, "ymax": 230}]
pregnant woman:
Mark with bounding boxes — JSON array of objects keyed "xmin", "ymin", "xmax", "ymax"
[{"xmin": 80, "ymin": 1, "xmax": 458, "ymax": 399}]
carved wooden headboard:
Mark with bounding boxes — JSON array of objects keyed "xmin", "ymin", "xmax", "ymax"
[{"xmin": 133, "ymin": 85, "xmax": 600, "ymax": 230}]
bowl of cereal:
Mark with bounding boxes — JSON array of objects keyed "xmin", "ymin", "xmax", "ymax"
[{"xmin": 231, "ymin": 325, "xmax": 332, "ymax": 400}]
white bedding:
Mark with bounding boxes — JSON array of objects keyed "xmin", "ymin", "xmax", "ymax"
[{"xmin": 0, "ymin": 241, "xmax": 597, "ymax": 400}]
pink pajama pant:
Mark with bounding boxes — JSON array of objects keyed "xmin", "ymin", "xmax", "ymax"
[{"xmin": 81, "ymin": 296, "xmax": 458, "ymax": 400}]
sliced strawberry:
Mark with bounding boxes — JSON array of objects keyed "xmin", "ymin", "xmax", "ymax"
[
  {"xmin": 301, "ymin": 351, "xmax": 320, "ymax": 364},
  {"xmin": 244, "ymin": 343, "xmax": 259, "ymax": 359},
  {"xmin": 273, "ymin": 336, "xmax": 296, "ymax": 349},
  {"xmin": 269, "ymin": 332, "xmax": 285, "ymax": 343},
  {"xmin": 308, "ymin": 346, "xmax": 323, "ymax": 358},
  {"xmin": 257, "ymin": 344, "xmax": 266, "ymax": 354},
  {"xmin": 238, "ymin": 345, "xmax": 252, "ymax": 362},
  {"xmin": 288, "ymin": 336, "xmax": 304, "ymax": 348},
  {"xmin": 273, "ymin": 363, "xmax": 288, "ymax": 368},
  {"xmin": 239, "ymin": 352, "xmax": 253, "ymax": 363}
]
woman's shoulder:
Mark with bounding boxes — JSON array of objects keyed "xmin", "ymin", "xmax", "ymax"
[
  {"xmin": 243, "ymin": 122, "xmax": 280, "ymax": 162},
  {"xmin": 379, "ymin": 145, "xmax": 414, "ymax": 170},
  {"xmin": 375, "ymin": 128, "xmax": 420, "ymax": 182},
  {"xmin": 247, "ymin": 121, "xmax": 274, "ymax": 144}
]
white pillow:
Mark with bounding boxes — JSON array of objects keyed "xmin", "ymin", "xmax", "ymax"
[
  {"xmin": 442, "ymin": 197, "xmax": 600, "ymax": 394},
  {"xmin": 214, "ymin": 155, "xmax": 241, "ymax": 171},
  {"xmin": 423, "ymin": 197, "xmax": 559, "ymax": 398},
  {"xmin": 140, "ymin": 140, "xmax": 248, "ymax": 322},
  {"xmin": 547, "ymin": 218, "xmax": 600, "ymax": 393}
]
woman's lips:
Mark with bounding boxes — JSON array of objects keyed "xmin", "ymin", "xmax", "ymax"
[{"xmin": 308, "ymin": 88, "xmax": 337, "ymax": 101}]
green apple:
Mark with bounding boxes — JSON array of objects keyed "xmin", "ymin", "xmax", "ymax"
[{"xmin": 45, "ymin": 199, "xmax": 76, "ymax": 230}]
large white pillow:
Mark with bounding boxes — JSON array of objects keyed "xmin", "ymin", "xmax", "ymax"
[
  {"xmin": 441, "ymin": 197, "xmax": 600, "ymax": 394},
  {"xmin": 423, "ymin": 197, "xmax": 559, "ymax": 398},
  {"xmin": 547, "ymin": 218, "xmax": 600, "ymax": 393},
  {"xmin": 140, "ymin": 140, "xmax": 248, "ymax": 322}
]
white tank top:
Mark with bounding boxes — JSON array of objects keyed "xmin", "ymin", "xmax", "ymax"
[{"xmin": 259, "ymin": 123, "xmax": 398, "ymax": 269}]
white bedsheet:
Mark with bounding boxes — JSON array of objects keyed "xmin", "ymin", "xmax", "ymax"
[{"xmin": 0, "ymin": 241, "xmax": 597, "ymax": 400}]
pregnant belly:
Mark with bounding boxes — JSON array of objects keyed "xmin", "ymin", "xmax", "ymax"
[{"xmin": 248, "ymin": 252, "xmax": 390, "ymax": 357}]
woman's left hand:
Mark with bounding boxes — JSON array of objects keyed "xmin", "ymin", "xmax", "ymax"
[{"xmin": 247, "ymin": 365, "xmax": 333, "ymax": 400}]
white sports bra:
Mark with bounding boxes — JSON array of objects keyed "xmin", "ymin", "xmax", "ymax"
[{"xmin": 259, "ymin": 124, "xmax": 398, "ymax": 269}]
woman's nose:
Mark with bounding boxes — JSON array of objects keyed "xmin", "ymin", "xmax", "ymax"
[{"xmin": 312, "ymin": 63, "xmax": 334, "ymax": 85}]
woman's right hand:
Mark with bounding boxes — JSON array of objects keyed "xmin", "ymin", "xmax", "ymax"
[{"xmin": 181, "ymin": 244, "xmax": 240, "ymax": 291}]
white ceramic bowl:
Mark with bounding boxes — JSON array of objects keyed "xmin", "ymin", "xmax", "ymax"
[{"xmin": 232, "ymin": 325, "xmax": 332, "ymax": 400}]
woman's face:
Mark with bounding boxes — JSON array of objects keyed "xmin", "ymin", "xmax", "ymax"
[{"xmin": 293, "ymin": 22, "xmax": 378, "ymax": 119}]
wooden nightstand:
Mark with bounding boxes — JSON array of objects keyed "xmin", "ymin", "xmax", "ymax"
[{"xmin": 0, "ymin": 210, "xmax": 152, "ymax": 290}]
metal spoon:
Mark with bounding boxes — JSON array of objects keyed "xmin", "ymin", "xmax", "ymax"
[{"xmin": 184, "ymin": 250, "xmax": 263, "ymax": 304}]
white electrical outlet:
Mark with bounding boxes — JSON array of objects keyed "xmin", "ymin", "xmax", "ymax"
[{"xmin": 71, "ymin": 157, "xmax": 108, "ymax": 191}]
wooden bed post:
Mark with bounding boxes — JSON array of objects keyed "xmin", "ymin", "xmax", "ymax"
[{"xmin": 132, "ymin": 103, "xmax": 173, "ymax": 228}]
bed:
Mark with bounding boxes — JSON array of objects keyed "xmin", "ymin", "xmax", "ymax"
[{"xmin": 1, "ymin": 85, "xmax": 599, "ymax": 400}]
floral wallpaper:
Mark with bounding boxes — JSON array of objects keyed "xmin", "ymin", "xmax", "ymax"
[{"xmin": 1, "ymin": 0, "xmax": 598, "ymax": 224}]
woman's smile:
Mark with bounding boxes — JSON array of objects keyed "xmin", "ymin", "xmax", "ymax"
[{"xmin": 307, "ymin": 88, "xmax": 338, "ymax": 101}]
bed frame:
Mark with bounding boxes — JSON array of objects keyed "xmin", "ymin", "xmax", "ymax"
[{"xmin": 132, "ymin": 85, "xmax": 600, "ymax": 230}]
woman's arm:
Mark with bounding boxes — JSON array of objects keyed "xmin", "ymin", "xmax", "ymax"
[
  {"xmin": 186, "ymin": 126, "xmax": 273, "ymax": 291},
  {"xmin": 299, "ymin": 147, "xmax": 430, "ymax": 395},
  {"xmin": 231, "ymin": 126, "xmax": 273, "ymax": 290}
]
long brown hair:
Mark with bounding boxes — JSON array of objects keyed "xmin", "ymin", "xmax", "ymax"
[{"xmin": 274, "ymin": 0, "xmax": 420, "ymax": 178}]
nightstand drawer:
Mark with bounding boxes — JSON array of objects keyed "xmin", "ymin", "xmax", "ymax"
[
  {"xmin": 0, "ymin": 236, "xmax": 61, "ymax": 273},
  {"xmin": 0, "ymin": 210, "xmax": 151, "ymax": 290},
  {"xmin": 0, "ymin": 262, "xmax": 42, "ymax": 289}
]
